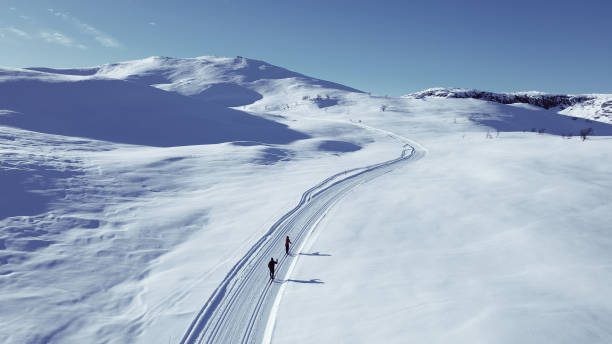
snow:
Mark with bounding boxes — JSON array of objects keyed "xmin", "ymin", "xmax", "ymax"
[
  {"xmin": 1, "ymin": 56, "xmax": 612, "ymax": 343},
  {"xmin": 274, "ymin": 134, "xmax": 612, "ymax": 344},
  {"xmin": 0, "ymin": 65, "xmax": 308, "ymax": 147}
]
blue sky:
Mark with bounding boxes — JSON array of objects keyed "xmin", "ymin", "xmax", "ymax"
[{"xmin": 1, "ymin": 0, "xmax": 610, "ymax": 96}]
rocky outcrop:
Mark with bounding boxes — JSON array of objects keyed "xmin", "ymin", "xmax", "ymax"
[{"xmin": 405, "ymin": 87, "xmax": 593, "ymax": 110}]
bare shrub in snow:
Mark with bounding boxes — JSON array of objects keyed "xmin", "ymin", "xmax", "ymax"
[{"xmin": 580, "ymin": 128, "xmax": 593, "ymax": 141}]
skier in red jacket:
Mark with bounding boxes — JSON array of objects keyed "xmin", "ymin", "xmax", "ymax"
[{"xmin": 285, "ymin": 236, "xmax": 292, "ymax": 255}]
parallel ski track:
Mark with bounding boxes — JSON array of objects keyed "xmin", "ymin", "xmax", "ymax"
[{"xmin": 180, "ymin": 142, "xmax": 424, "ymax": 344}]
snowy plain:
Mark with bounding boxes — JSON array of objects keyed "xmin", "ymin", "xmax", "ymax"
[{"xmin": 0, "ymin": 56, "xmax": 611, "ymax": 343}]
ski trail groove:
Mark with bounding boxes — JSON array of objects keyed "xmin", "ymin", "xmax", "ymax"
[{"xmin": 180, "ymin": 141, "xmax": 425, "ymax": 344}]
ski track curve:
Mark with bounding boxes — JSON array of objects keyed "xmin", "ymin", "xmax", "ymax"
[{"xmin": 180, "ymin": 134, "xmax": 425, "ymax": 344}]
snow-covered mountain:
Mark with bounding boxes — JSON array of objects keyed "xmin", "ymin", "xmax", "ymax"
[
  {"xmin": 1, "ymin": 57, "xmax": 612, "ymax": 344},
  {"xmin": 405, "ymin": 87, "xmax": 612, "ymax": 123},
  {"xmin": 28, "ymin": 55, "xmax": 361, "ymax": 108},
  {"xmin": 0, "ymin": 56, "xmax": 365, "ymax": 147}
]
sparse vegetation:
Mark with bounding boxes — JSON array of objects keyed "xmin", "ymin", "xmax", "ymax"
[{"xmin": 580, "ymin": 127, "xmax": 593, "ymax": 141}]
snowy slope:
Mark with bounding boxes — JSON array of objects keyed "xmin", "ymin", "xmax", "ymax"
[
  {"xmin": 275, "ymin": 135, "xmax": 612, "ymax": 344},
  {"xmin": 0, "ymin": 56, "xmax": 381, "ymax": 344},
  {"xmin": 405, "ymin": 87, "xmax": 612, "ymax": 124},
  {"xmin": 30, "ymin": 56, "xmax": 361, "ymax": 107},
  {"xmin": 272, "ymin": 94, "xmax": 612, "ymax": 344},
  {"xmin": 0, "ymin": 64, "xmax": 310, "ymax": 146},
  {"xmin": 1, "ymin": 56, "xmax": 612, "ymax": 344}
]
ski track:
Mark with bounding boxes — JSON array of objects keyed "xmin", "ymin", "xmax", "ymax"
[{"xmin": 180, "ymin": 133, "xmax": 425, "ymax": 344}]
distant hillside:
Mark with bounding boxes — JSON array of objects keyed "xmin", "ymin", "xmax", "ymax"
[
  {"xmin": 28, "ymin": 56, "xmax": 362, "ymax": 107},
  {"xmin": 404, "ymin": 87, "xmax": 612, "ymax": 124}
]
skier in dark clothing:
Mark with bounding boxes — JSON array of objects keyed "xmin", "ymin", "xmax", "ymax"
[
  {"xmin": 268, "ymin": 258, "xmax": 278, "ymax": 280},
  {"xmin": 285, "ymin": 236, "xmax": 292, "ymax": 255}
]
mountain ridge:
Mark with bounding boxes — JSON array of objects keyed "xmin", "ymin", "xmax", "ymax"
[
  {"xmin": 2, "ymin": 56, "xmax": 611, "ymax": 124},
  {"xmin": 403, "ymin": 87, "xmax": 612, "ymax": 123}
]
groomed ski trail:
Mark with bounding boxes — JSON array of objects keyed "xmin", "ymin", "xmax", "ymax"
[{"xmin": 180, "ymin": 136, "xmax": 425, "ymax": 344}]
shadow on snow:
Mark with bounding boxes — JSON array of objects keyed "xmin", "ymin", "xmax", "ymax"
[
  {"xmin": 299, "ymin": 252, "xmax": 332, "ymax": 257},
  {"xmin": 0, "ymin": 163, "xmax": 80, "ymax": 220},
  {"xmin": 273, "ymin": 278, "xmax": 324, "ymax": 284},
  {"xmin": 0, "ymin": 78, "xmax": 308, "ymax": 147},
  {"xmin": 469, "ymin": 101, "xmax": 612, "ymax": 137}
]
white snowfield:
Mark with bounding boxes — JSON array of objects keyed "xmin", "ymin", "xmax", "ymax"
[
  {"xmin": 181, "ymin": 142, "xmax": 423, "ymax": 344},
  {"xmin": 0, "ymin": 56, "xmax": 611, "ymax": 344}
]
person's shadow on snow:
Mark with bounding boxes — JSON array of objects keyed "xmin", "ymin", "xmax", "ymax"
[
  {"xmin": 288, "ymin": 279, "xmax": 324, "ymax": 284},
  {"xmin": 299, "ymin": 252, "xmax": 331, "ymax": 257},
  {"xmin": 273, "ymin": 278, "xmax": 324, "ymax": 284}
]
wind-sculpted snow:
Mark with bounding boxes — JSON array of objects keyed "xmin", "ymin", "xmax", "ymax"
[{"xmin": 0, "ymin": 159, "xmax": 81, "ymax": 220}]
